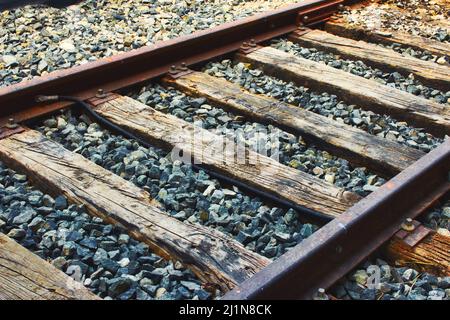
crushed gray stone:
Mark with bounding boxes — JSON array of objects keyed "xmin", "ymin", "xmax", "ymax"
[
  {"xmin": 340, "ymin": 0, "xmax": 449, "ymax": 43},
  {"xmin": 132, "ymin": 83, "xmax": 385, "ymax": 197},
  {"xmin": 0, "ymin": 0, "xmax": 298, "ymax": 87},
  {"xmin": 203, "ymin": 59, "xmax": 443, "ymax": 152},
  {"xmin": 271, "ymin": 39, "xmax": 450, "ymax": 105},
  {"xmin": 331, "ymin": 259, "xmax": 449, "ymax": 300},
  {"xmin": 0, "ymin": 161, "xmax": 208, "ymax": 300},
  {"xmin": 36, "ymin": 111, "xmax": 319, "ymax": 260}
]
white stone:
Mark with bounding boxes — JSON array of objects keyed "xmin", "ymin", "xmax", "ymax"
[
  {"xmin": 59, "ymin": 39, "xmax": 77, "ymax": 53},
  {"xmin": 118, "ymin": 258, "xmax": 130, "ymax": 268},
  {"xmin": 2, "ymin": 54, "xmax": 17, "ymax": 66}
]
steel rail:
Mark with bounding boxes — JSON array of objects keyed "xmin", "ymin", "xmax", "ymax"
[
  {"xmin": 223, "ymin": 139, "xmax": 450, "ymax": 300},
  {"xmin": 0, "ymin": 0, "xmax": 346, "ymax": 126},
  {"xmin": 1, "ymin": 0, "xmax": 446, "ymax": 301}
]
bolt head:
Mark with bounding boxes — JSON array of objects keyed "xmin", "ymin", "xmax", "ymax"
[
  {"xmin": 401, "ymin": 218, "xmax": 416, "ymax": 232},
  {"xmin": 180, "ymin": 62, "xmax": 188, "ymax": 71},
  {"xmin": 96, "ymin": 88, "xmax": 107, "ymax": 98},
  {"xmin": 5, "ymin": 118, "xmax": 18, "ymax": 129},
  {"xmin": 169, "ymin": 65, "xmax": 178, "ymax": 74},
  {"xmin": 313, "ymin": 288, "xmax": 329, "ymax": 300}
]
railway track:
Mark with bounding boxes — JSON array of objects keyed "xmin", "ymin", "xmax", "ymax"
[{"xmin": 0, "ymin": 0, "xmax": 449, "ymax": 300}]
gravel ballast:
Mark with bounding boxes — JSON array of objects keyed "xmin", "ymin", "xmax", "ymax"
[
  {"xmin": 36, "ymin": 112, "xmax": 319, "ymax": 260},
  {"xmin": 132, "ymin": 81, "xmax": 448, "ymax": 229},
  {"xmin": 203, "ymin": 59, "xmax": 443, "ymax": 152},
  {"xmin": 423, "ymin": 200, "xmax": 450, "ymax": 232},
  {"xmin": 332, "ymin": 199, "xmax": 450, "ymax": 301},
  {"xmin": 331, "ymin": 259, "xmax": 450, "ymax": 300},
  {"xmin": 132, "ymin": 84, "xmax": 385, "ymax": 197},
  {"xmin": 0, "ymin": 161, "xmax": 209, "ymax": 300},
  {"xmin": 375, "ymin": 41, "xmax": 448, "ymax": 64},
  {"xmin": 1, "ymin": 0, "xmax": 448, "ymax": 303},
  {"xmin": 36, "ymin": 108, "xmax": 450, "ymax": 301},
  {"xmin": 340, "ymin": 0, "xmax": 449, "ymax": 43},
  {"xmin": 337, "ymin": 0, "xmax": 450, "ymax": 64},
  {"xmin": 4, "ymin": 155, "xmax": 447, "ymax": 301},
  {"xmin": 271, "ymin": 39, "xmax": 450, "ymax": 105},
  {"xmin": 0, "ymin": 0, "xmax": 297, "ymax": 87}
]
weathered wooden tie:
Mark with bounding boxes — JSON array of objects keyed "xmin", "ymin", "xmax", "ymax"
[
  {"xmin": 385, "ymin": 231, "xmax": 450, "ymax": 277},
  {"xmin": 238, "ymin": 46, "xmax": 450, "ymax": 137},
  {"xmin": 289, "ymin": 29, "xmax": 450, "ymax": 92},
  {"xmin": 0, "ymin": 233, "xmax": 99, "ymax": 300},
  {"xmin": 165, "ymin": 71, "xmax": 424, "ymax": 177},
  {"xmin": 325, "ymin": 19, "xmax": 450, "ymax": 59},
  {"xmin": 93, "ymin": 95, "xmax": 360, "ymax": 218},
  {"xmin": 0, "ymin": 130, "xmax": 270, "ymax": 291}
]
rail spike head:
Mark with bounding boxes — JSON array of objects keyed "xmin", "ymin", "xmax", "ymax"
[
  {"xmin": 401, "ymin": 218, "xmax": 416, "ymax": 232},
  {"xmin": 169, "ymin": 65, "xmax": 178, "ymax": 74},
  {"xmin": 5, "ymin": 118, "xmax": 18, "ymax": 129},
  {"xmin": 180, "ymin": 62, "xmax": 188, "ymax": 71},
  {"xmin": 96, "ymin": 88, "xmax": 107, "ymax": 99},
  {"xmin": 313, "ymin": 288, "xmax": 329, "ymax": 300}
]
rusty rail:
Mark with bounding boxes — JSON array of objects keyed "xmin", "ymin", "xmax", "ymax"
[
  {"xmin": 224, "ymin": 139, "xmax": 450, "ymax": 299},
  {"xmin": 0, "ymin": 0, "xmax": 346, "ymax": 126},
  {"xmin": 0, "ymin": 0, "xmax": 448, "ymax": 300}
]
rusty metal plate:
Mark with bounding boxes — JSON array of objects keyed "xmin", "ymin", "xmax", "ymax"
[
  {"xmin": 402, "ymin": 225, "xmax": 432, "ymax": 248},
  {"xmin": 394, "ymin": 220, "xmax": 432, "ymax": 247},
  {"xmin": 292, "ymin": 27, "xmax": 313, "ymax": 37},
  {"xmin": 167, "ymin": 68, "xmax": 195, "ymax": 80},
  {"xmin": 0, "ymin": 126, "xmax": 25, "ymax": 140},
  {"xmin": 87, "ymin": 93, "xmax": 120, "ymax": 107},
  {"xmin": 239, "ymin": 43, "xmax": 263, "ymax": 55}
]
